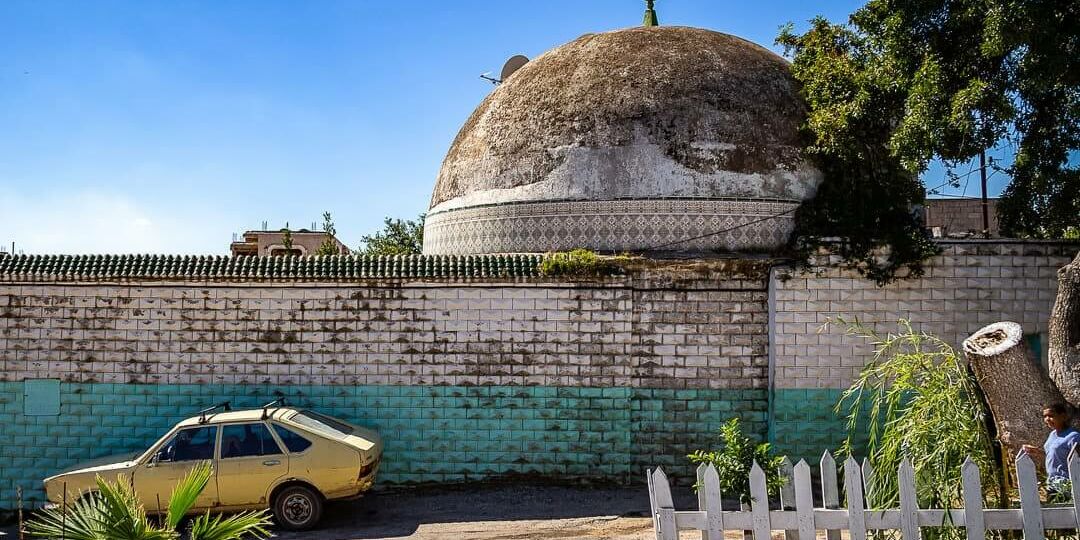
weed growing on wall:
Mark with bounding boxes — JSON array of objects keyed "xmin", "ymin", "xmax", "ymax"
[
  {"xmin": 827, "ymin": 318, "xmax": 1004, "ymax": 517},
  {"xmin": 688, "ymin": 418, "xmax": 786, "ymax": 504},
  {"xmin": 538, "ymin": 249, "xmax": 629, "ymax": 277}
]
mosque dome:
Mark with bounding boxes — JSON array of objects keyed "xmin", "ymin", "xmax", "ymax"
[{"xmin": 422, "ymin": 26, "xmax": 822, "ymax": 255}]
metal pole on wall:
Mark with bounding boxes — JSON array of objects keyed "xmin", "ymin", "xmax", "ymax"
[
  {"xmin": 17, "ymin": 486, "xmax": 24, "ymax": 540},
  {"xmin": 980, "ymin": 150, "xmax": 990, "ymax": 238}
]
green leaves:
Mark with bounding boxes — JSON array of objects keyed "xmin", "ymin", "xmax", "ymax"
[
  {"xmin": 537, "ymin": 249, "xmax": 629, "ymax": 277},
  {"xmin": 314, "ymin": 211, "xmax": 342, "ymax": 256},
  {"xmin": 359, "ymin": 214, "xmax": 425, "ymax": 255},
  {"xmin": 24, "ymin": 492, "xmax": 109, "ymax": 540},
  {"xmin": 830, "ymin": 318, "xmax": 1002, "ymax": 519},
  {"xmin": 780, "ymin": 0, "xmax": 1079, "ymax": 280},
  {"xmin": 688, "ymin": 418, "xmax": 786, "ymax": 504},
  {"xmin": 188, "ymin": 510, "xmax": 272, "ymax": 540},
  {"xmin": 25, "ymin": 464, "xmax": 272, "ymax": 540},
  {"xmin": 165, "ymin": 461, "xmax": 212, "ymax": 530}
]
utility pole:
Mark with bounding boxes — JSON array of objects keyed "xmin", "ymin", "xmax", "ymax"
[{"xmin": 980, "ymin": 150, "xmax": 990, "ymax": 238}]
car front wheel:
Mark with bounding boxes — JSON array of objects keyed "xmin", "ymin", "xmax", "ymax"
[{"xmin": 273, "ymin": 485, "xmax": 323, "ymax": 531}]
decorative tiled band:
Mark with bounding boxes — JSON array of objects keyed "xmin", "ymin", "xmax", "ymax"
[{"xmin": 423, "ymin": 198, "xmax": 801, "ymax": 255}]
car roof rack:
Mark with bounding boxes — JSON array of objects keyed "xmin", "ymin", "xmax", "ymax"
[
  {"xmin": 197, "ymin": 401, "xmax": 232, "ymax": 424},
  {"xmin": 261, "ymin": 398, "xmax": 288, "ymax": 420}
]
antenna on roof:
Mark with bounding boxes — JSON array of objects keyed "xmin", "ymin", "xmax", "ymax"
[
  {"xmin": 262, "ymin": 220, "xmax": 268, "ymax": 230},
  {"xmin": 480, "ymin": 55, "xmax": 529, "ymax": 85},
  {"xmin": 500, "ymin": 55, "xmax": 529, "ymax": 81}
]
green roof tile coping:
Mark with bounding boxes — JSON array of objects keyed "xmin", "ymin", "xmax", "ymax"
[{"xmin": 0, "ymin": 254, "xmax": 545, "ymax": 282}]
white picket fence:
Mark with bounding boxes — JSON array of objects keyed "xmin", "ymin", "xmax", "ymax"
[{"xmin": 649, "ymin": 449, "xmax": 1080, "ymax": 540}]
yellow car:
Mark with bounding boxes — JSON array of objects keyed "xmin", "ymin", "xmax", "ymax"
[{"xmin": 42, "ymin": 401, "xmax": 382, "ymax": 531}]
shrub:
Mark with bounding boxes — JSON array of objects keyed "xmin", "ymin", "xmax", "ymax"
[
  {"xmin": 688, "ymin": 417, "xmax": 786, "ymax": 504},
  {"xmin": 829, "ymin": 317, "xmax": 1002, "ymax": 513},
  {"xmin": 538, "ymin": 249, "xmax": 628, "ymax": 277}
]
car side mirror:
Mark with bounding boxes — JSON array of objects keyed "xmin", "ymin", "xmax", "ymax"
[{"xmin": 147, "ymin": 453, "xmax": 161, "ymax": 468}]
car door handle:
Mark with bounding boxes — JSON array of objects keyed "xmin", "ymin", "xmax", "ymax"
[{"xmin": 262, "ymin": 460, "xmax": 281, "ymax": 466}]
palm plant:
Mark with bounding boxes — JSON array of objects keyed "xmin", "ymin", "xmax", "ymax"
[{"xmin": 26, "ymin": 462, "xmax": 272, "ymax": 540}]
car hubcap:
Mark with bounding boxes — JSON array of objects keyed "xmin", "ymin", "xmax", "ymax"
[{"xmin": 283, "ymin": 494, "xmax": 312, "ymax": 524}]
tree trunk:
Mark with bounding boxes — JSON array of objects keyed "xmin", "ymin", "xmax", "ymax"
[
  {"xmin": 1049, "ymin": 252, "xmax": 1080, "ymax": 406},
  {"xmin": 963, "ymin": 321, "xmax": 1069, "ymax": 457}
]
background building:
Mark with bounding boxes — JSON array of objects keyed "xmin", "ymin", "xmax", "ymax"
[{"xmin": 230, "ymin": 229, "xmax": 349, "ymax": 257}]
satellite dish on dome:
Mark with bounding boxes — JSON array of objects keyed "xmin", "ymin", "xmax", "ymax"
[{"xmin": 500, "ymin": 55, "xmax": 529, "ymax": 82}]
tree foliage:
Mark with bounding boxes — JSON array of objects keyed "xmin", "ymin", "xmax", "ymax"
[
  {"xmin": 830, "ymin": 318, "xmax": 1003, "ymax": 516},
  {"xmin": 359, "ymin": 214, "xmax": 425, "ymax": 256},
  {"xmin": 778, "ymin": 17, "xmax": 940, "ymax": 285},
  {"xmin": 315, "ymin": 211, "xmax": 341, "ymax": 256},
  {"xmin": 779, "ymin": 0, "xmax": 1080, "ymax": 280},
  {"xmin": 280, "ymin": 226, "xmax": 293, "ymax": 252}
]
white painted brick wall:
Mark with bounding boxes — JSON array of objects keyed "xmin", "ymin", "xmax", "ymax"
[{"xmin": 774, "ymin": 242, "xmax": 1079, "ymax": 389}]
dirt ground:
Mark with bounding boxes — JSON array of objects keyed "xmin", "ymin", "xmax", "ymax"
[
  {"xmin": 0, "ymin": 483, "xmax": 693, "ymax": 540},
  {"xmin": 0, "ymin": 484, "xmax": 837, "ymax": 539},
  {"xmin": 269, "ymin": 483, "xmax": 683, "ymax": 540}
]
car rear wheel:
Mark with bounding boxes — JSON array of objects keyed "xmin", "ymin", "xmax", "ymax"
[{"xmin": 273, "ymin": 485, "xmax": 323, "ymax": 531}]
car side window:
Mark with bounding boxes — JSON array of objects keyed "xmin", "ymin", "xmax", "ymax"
[
  {"xmin": 221, "ymin": 423, "xmax": 282, "ymax": 459},
  {"xmin": 272, "ymin": 424, "xmax": 313, "ymax": 453},
  {"xmin": 156, "ymin": 426, "xmax": 218, "ymax": 463}
]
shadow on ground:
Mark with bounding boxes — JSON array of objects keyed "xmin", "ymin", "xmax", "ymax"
[
  {"xmin": 271, "ymin": 483, "xmax": 698, "ymax": 540},
  {"xmin": 0, "ymin": 483, "xmax": 701, "ymax": 540}
]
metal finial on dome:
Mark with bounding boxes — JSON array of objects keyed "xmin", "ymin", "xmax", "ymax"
[{"xmin": 643, "ymin": 0, "xmax": 659, "ymax": 27}]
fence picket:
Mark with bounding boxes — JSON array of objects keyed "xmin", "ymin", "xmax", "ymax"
[
  {"xmin": 780, "ymin": 457, "xmax": 799, "ymax": 540},
  {"xmin": 1016, "ymin": 452, "xmax": 1045, "ymax": 540},
  {"xmin": 862, "ymin": 457, "xmax": 876, "ymax": 507},
  {"xmin": 647, "ymin": 452, "xmax": 1080, "ymax": 540},
  {"xmin": 820, "ymin": 451, "xmax": 841, "ymax": 540},
  {"xmin": 701, "ymin": 465, "xmax": 724, "ymax": 540},
  {"xmin": 697, "ymin": 463, "xmax": 708, "ymax": 540},
  {"xmin": 794, "ymin": 460, "xmax": 815, "ymax": 540},
  {"xmin": 1069, "ymin": 446, "xmax": 1080, "ymax": 532},
  {"xmin": 651, "ymin": 467, "xmax": 677, "ymax": 540},
  {"xmin": 898, "ymin": 458, "xmax": 920, "ymax": 540},
  {"xmin": 844, "ymin": 457, "xmax": 867, "ymax": 540},
  {"xmin": 961, "ymin": 458, "xmax": 984, "ymax": 540},
  {"xmin": 749, "ymin": 461, "xmax": 772, "ymax": 540}
]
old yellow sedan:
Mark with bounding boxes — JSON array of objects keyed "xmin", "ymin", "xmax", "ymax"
[{"xmin": 42, "ymin": 401, "xmax": 382, "ymax": 530}]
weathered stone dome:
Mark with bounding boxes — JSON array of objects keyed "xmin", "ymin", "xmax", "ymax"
[{"xmin": 423, "ymin": 26, "xmax": 822, "ymax": 255}]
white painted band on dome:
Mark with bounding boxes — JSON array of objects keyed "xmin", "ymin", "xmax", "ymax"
[{"xmin": 422, "ymin": 198, "xmax": 800, "ymax": 255}]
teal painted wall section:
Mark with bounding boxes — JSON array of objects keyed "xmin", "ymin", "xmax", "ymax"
[
  {"xmin": 0, "ymin": 382, "xmax": 766, "ymax": 509},
  {"xmin": 770, "ymin": 388, "xmax": 870, "ymax": 464}
]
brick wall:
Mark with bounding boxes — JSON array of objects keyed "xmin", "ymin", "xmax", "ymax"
[
  {"xmin": 0, "ymin": 266, "xmax": 769, "ymax": 388},
  {"xmin": 770, "ymin": 241, "xmax": 1079, "ymax": 461},
  {"xmin": 0, "ymin": 261, "xmax": 771, "ymax": 508}
]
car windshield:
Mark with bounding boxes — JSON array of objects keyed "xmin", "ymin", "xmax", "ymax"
[{"xmin": 290, "ymin": 410, "xmax": 354, "ymax": 438}]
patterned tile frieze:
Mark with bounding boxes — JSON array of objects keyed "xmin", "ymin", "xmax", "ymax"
[
  {"xmin": 423, "ymin": 199, "xmax": 800, "ymax": 255},
  {"xmin": 0, "ymin": 253, "xmax": 544, "ymax": 282}
]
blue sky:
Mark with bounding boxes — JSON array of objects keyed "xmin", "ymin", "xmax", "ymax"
[{"xmin": 0, "ymin": 0, "xmax": 1010, "ymax": 255}]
